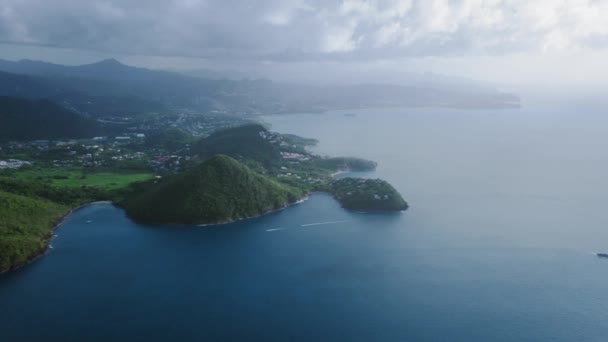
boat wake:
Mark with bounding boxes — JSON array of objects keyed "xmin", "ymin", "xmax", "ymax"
[{"xmin": 301, "ymin": 220, "xmax": 351, "ymax": 227}]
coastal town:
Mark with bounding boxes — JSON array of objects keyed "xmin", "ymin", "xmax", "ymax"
[{"xmin": 0, "ymin": 112, "xmax": 249, "ymax": 176}]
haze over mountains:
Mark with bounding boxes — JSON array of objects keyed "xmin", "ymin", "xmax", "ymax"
[{"xmin": 0, "ymin": 58, "xmax": 519, "ymax": 121}]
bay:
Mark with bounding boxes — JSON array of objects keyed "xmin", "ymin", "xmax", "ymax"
[{"xmin": 3, "ymin": 105, "xmax": 608, "ymax": 341}]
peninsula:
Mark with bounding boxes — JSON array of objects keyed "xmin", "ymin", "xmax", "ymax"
[
  {"xmin": 119, "ymin": 124, "xmax": 408, "ymax": 224},
  {"xmin": 0, "ymin": 123, "xmax": 408, "ymax": 272}
]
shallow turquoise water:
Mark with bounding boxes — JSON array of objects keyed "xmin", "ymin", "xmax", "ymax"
[{"xmin": 3, "ymin": 106, "xmax": 608, "ymax": 341}]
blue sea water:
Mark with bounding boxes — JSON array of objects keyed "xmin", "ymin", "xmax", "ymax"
[{"xmin": 3, "ymin": 105, "xmax": 608, "ymax": 341}]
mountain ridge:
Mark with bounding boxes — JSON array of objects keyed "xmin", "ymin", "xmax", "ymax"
[{"xmin": 0, "ymin": 58, "xmax": 521, "ymax": 115}]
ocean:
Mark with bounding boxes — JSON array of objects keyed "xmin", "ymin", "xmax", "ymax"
[{"xmin": 2, "ymin": 105, "xmax": 608, "ymax": 341}]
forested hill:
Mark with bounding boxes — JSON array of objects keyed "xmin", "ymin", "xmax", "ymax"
[
  {"xmin": 0, "ymin": 96, "xmax": 102, "ymax": 141},
  {"xmin": 122, "ymin": 155, "xmax": 304, "ymax": 224},
  {"xmin": 192, "ymin": 124, "xmax": 280, "ymax": 165}
]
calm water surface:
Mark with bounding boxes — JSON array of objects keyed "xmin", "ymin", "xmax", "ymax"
[{"xmin": 2, "ymin": 106, "xmax": 608, "ymax": 341}]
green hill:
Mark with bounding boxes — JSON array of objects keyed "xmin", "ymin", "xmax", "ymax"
[
  {"xmin": 0, "ymin": 96, "xmax": 102, "ymax": 141},
  {"xmin": 0, "ymin": 190, "xmax": 68, "ymax": 272},
  {"xmin": 192, "ymin": 124, "xmax": 280, "ymax": 166},
  {"xmin": 122, "ymin": 155, "xmax": 304, "ymax": 224},
  {"xmin": 329, "ymin": 178, "xmax": 408, "ymax": 212}
]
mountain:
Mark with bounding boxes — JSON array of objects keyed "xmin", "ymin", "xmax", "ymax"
[
  {"xmin": 0, "ymin": 69, "xmax": 166, "ymax": 117},
  {"xmin": 0, "ymin": 58, "xmax": 520, "ymax": 115},
  {"xmin": 0, "ymin": 58, "xmax": 188, "ymax": 83},
  {"xmin": 0, "ymin": 58, "xmax": 207, "ymax": 96},
  {"xmin": 122, "ymin": 155, "xmax": 304, "ymax": 224},
  {"xmin": 0, "ymin": 96, "xmax": 103, "ymax": 141}
]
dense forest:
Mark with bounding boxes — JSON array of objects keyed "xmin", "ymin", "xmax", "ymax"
[
  {"xmin": 122, "ymin": 155, "xmax": 304, "ymax": 224},
  {"xmin": 0, "ymin": 177, "xmax": 113, "ymax": 272},
  {"xmin": 329, "ymin": 178, "xmax": 408, "ymax": 212},
  {"xmin": 0, "ymin": 190, "xmax": 67, "ymax": 272},
  {"xmin": 192, "ymin": 124, "xmax": 280, "ymax": 166}
]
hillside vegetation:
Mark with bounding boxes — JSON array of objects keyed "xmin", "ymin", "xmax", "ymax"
[
  {"xmin": 122, "ymin": 155, "xmax": 304, "ymax": 224},
  {"xmin": 0, "ymin": 96, "xmax": 102, "ymax": 141},
  {"xmin": 0, "ymin": 177, "xmax": 116, "ymax": 272},
  {"xmin": 192, "ymin": 124, "xmax": 279, "ymax": 165},
  {"xmin": 329, "ymin": 178, "xmax": 408, "ymax": 212},
  {"xmin": 0, "ymin": 190, "xmax": 67, "ymax": 272}
]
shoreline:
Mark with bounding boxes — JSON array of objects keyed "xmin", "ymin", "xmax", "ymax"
[
  {"xmin": 2, "ymin": 187, "xmax": 406, "ymax": 275},
  {"xmin": 259, "ymin": 102, "xmax": 521, "ymax": 118},
  {"xmin": 195, "ymin": 195, "xmax": 310, "ymax": 227},
  {"xmin": 0, "ymin": 201, "xmax": 110, "ymax": 275},
  {"xmin": 2, "ymin": 194, "xmax": 312, "ymax": 275}
]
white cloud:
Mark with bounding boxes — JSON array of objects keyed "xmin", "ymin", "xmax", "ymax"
[{"xmin": 1, "ymin": 0, "xmax": 608, "ymax": 60}]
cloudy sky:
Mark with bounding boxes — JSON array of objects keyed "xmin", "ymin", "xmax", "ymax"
[{"xmin": 1, "ymin": 0, "xmax": 608, "ymax": 86}]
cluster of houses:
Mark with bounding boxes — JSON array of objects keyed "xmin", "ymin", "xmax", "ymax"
[
  {"xmin": 0, "ymin": 159, "xmax": 32, "ymax": 169},
  {"xmin": 258, "ymin": 130, "xmax": 297, "ymax": 148},
  {"xmin": 148, "ymin": 155, "xmax": 190, "ymax": 172},
  {"xmin": 258, "ymin": 130, "xmax": 283, "ymax": 144},
  {"xmin": 1, "ymin": 134, "xmax": 147, "ymax": 153},
  {"xmin": 276, "ymin": 167, "xmax": 324, "ymax": 184},
  {"xmin": 280, "ymin": 151, "xmax": 310, "ymax": 162},
  {"xmin": 113, "ymin": 112, "xmax": 247, "ymax": 137}
]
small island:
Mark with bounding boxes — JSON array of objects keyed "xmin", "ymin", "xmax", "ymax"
[{"xmin": 328, "ymin": 178, "xmax": 408, "ymax": 212}]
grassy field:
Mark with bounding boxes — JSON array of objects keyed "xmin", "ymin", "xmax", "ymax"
[{"xmin": 7, "ymin": 167, "xmax": 154, "ymax": 190}]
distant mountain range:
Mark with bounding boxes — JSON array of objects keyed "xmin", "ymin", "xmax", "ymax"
[
  {"xmin": 0, "ymin": 67, "xmax": 167, "ymax": 117},
  {"xmin": 0, "ymin": 58, "xmax": 520, "ymax": 118}
]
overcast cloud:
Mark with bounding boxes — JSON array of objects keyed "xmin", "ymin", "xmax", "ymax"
[{"xmin": 2, "ymin": 0, "xmax": 608, "ymax": 86}]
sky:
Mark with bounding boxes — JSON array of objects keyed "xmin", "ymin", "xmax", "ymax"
[{"xmin": 1, "ymin": 0, "xmax": 608, "ymax": 87}]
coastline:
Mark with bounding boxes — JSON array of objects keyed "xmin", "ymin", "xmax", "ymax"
[
  {"xmin": 0, "ymin": 201, "xmax": 109, "ymax": 275},
  {"xmin": 195, "ymin": 195, "xmax": 310, "ymax": 227},
  {"xmin": 2, "ymin": 193, "xmax": 311, "ymax": 275},
  {"xmin": 2, "ymin": 185, "xmax": 406, "ymax": 275},
  {"xmin": 259, "ymin": 102, "xmax": 521, "ymax": 118}
]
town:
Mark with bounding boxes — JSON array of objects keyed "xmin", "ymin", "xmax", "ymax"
[{"xmin": 0, "ymin": 111, "xmax": 251, "ymax": 187}]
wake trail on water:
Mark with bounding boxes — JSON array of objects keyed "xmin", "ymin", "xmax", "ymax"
[
  {"xmin": 301, "ymin": 220, "xmax": 351, "ymax": 227},
  {"xmin": 265, "ymin": 220, "xmax": 352, "ymax": 232}
]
